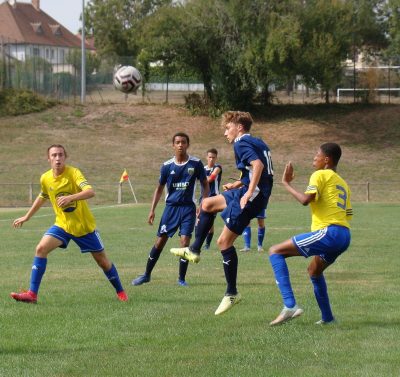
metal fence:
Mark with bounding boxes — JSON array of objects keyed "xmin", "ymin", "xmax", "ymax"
[
  {"xmin": 1, "ymin": 181, "xmax": 399, "ymax": 208},
  {"xmin": 2, "ymin": 35, "xmax": 400, "ymax": 105}
]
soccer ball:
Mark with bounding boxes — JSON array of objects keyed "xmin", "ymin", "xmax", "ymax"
[{"xmin": 113, "ymin": 65, "xmax": 142, "ymax": 93}]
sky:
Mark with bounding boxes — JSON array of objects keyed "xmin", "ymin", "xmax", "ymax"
[{"xmin": 18, "ymin": 0, "xmax": 87, "ymax": 34}]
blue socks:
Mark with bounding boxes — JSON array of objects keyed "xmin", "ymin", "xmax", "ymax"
[
  {"xmin": 311, "ymin": 275, "xmax": 334, "ymax": 322},
  {"xmin": 104, "ymin": 263, "xmax": 124, "ymax": 293},
  {"xmin": 179, "ymin": 258, "xmax": 189, "ymax": 281},
  {"xmin": 242, "ymin": 226, "xmax": 266, "ymax": 248},
  {"xmin": 205, "ymin": 232, "xmax": 214, "ymax": 247},
  {"xmin": 242, "ymin": 226, "xmax": 251, "ymax": 248},
  {"xmin": 269, "ymin": 254, "xmax": 296, "ymax": 308},
  {"xmin": 191, "ymin": 211, "xmax": 215, "ymax": 252},
  {"xmin": 258, "ymin": 227, "xmax": 265, "ymax": 248},
  {"xmin": 222, "ymin": 246, "xmax": 238, "ymax": 295},
  {"xmin": 30, "ymin": 256, "xmax": 47, "ymax": 294},
  {"xmin": 145, "ymin": 246, "xmax": 162, "ymax": 275}
]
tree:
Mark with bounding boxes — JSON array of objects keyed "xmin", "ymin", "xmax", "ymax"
[
  {"xmin": 84, "ymin": 0, "xmax": 172, "ymax": 58},
  {"xmin": 295, "ymin": 0, "xmax": 354, "ymax": 103}
]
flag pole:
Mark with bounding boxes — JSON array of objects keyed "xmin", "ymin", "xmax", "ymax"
[{"xmin": 127, "ymin": 178, "xmax": 138, "ymax": 203}]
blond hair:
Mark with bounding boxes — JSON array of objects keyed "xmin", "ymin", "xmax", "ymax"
[{"xmin": 221, "ymin": 111, "xmax": 253, "ymax": 131}]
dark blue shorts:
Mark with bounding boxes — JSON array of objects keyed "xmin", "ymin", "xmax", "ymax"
[
  {"xmin": 256, "ymin": 208, "xmax": 266, "ymax": 219},
  {"xmin": 45, "ymin": 225, "xmax": 104, "ymax": 253},
  {"xmin": 221, "ymin": 187, "xmax": 270, "ymax": 235},
  {"xmin": 293, "ymin": 225, "xmax": 351, "ymax": 264},
  {"xmin": 157, "ymin": 205, "xmax": 196, "ymax": 238}
]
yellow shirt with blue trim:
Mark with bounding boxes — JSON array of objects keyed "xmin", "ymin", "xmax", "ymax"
[
  {"xmin": 305, "ymin": 169, "xmax": 352, "ymax": 232},
  {"xmin": 39, "ymin": 165, "xmax": 96, "ymax": 237}
]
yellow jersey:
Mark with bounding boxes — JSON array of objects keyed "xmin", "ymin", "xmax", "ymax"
[
  {"xmin": 39, "ymin": 165, "xmax": 96, "ymax": 237},
  {"xmin": 305, "ymin": 169, "xmax": 352, "ymax": 231}
]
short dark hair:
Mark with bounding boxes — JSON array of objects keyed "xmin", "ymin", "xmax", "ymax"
[
  {"xmin": 320, "ymin": 142, "xmax": 342, "ymax": 166},
  {"xmin": 207, "ymin": 148, "xmax": 218, "ymax": 155},
  {"xmin": 222, "ymin": 111, "xmax": 253, "ymax": 131},
  {"xmin": 172, "ymin": 132, "xmax": 190, "ymax": 145},
  {"xmin": 47, "ymin": 144, "xmax": 67, "ymax": 157}
]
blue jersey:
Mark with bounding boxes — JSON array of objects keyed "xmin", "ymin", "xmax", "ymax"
[
  {"xmin": 204, "ymin": 164, "xmax": 222, "ymax": 197},
  {"xmin": 160, "ymin": 156, "xmax": 206, "ymax": 206},
  {"xmin": 233, "ymin": 134, "xmax": 273, "ymax": 197}
]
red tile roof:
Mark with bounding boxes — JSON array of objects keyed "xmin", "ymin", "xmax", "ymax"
[{"xmin": 0, "ymin": 1, "xmax": 93, "ymax": 49}]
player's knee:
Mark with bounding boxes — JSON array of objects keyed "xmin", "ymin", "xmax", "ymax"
[
  {"xmin": 216, "ymin": 235, "xmax": 228, "ymax": 250},
  {"xmin": 268, "ymin": 244, "xmax": 278, "ymax": 256},
  {"xmin": 35, "ymin": 243, "xmax": 49, "ymax": 257}
]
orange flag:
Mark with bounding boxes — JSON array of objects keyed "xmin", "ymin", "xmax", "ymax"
[{"xmin": 119, "ymin": 169, "xmax": 129, "ymax": 184}]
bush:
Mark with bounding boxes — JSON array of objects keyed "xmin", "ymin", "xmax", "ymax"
[
  {"xmin": 184, "ymin": 92, "xmax": 222, "ymax": 117},
  {"xmin": 0, "ymin": 89, "xmax": 56, "ymax": 116}
]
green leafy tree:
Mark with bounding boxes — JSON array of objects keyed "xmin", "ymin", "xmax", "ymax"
[
  {"xmin": 383, "ymin": 0, "xmax": 400, "ymax": 63},
  {"xmin": 85, "ymin": 0, "xmax": 172, "ymax": 58}
]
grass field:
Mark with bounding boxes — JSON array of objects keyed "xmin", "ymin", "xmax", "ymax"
[{"xmin": 1, "ymin": 202, "xmax": 399, "ymax": 377}]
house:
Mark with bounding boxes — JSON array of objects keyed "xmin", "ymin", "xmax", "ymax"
[{"xmin": 0, "ymin": 0, "xmax": 93, "ymax": 74}]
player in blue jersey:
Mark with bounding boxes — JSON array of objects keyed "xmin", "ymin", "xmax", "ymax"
[
  {"xmin": 240, "ymin": 209, "xmax": 266, "ymax": 252},
  {"xmin": 10, "ymin": 145, "xmax": 127, "ymax": 304},
  {"xmin": 171, "ymin": 111, "xmax": 273, "ymax": 315},
  {"xmin": 132, "ymin": 133, "xmax": 209, "ymax": 287},
  {"xmin": 200, "ymin": 148, "xmax": 222, "ymax": 250},
  {"xmin": 269, "ymin": 143, "xmax": 352, "ymax": 326}
]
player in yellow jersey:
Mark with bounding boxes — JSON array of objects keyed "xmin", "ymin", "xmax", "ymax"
[
  {"xmin": 269, "ymin": 143, "xmax": 352, "ymax": 325},
  {"xmin": 10, "ymin": 145, "xmax": 128, "ymax": 303}
]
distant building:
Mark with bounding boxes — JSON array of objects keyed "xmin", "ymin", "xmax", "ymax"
[{"xmin": 0, "ymin": 0, "xmax": 93, "ymax": 74}]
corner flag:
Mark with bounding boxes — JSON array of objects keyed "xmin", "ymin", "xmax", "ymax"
[
  {"xmin": 118, "ymin": 169, "xmax": 138, "ymax": 204},
  {"xmin": 119, "ymin": 169, "xmax": 129, "ymax": 184}
]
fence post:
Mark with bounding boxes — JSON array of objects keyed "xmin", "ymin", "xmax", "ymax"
[
  {"xmin": 29, "ymin": 183, "xmax": 33, "ymax": 204},
  {"xmin": 366, "ymin": 181, "xmax": 370, "ymax": 202}
]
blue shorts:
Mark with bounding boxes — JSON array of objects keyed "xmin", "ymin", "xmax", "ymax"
[
  {"xmin": 157, "ymin": 205, "xmax": 196, "ymax": 238},
  {"xmin": 221, "ymin": 187, "xmax": 270, "ymax": 235},
  {"xmin": 256, "ymin": 208, "xmax": 266, "ymax": 219},
  {"xmin": 293, "ymin": 225, "xmax": 351, "ymax": 264},
  {"xmin": 45, "ymin": 225, "xmax": 104, "ymax": 253}
]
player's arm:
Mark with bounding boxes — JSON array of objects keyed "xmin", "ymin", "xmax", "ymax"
[
  {"xmin": 200, "ymin": 178, "xmax": 210, "ymax": 199},
  {"xmin": 148, "ymin": 184, "xmax": 165, "ymax": 225},
  {"xmin": 13, "ymin": 195, "xmax": 47, "ymax": 228},
  {"xmin": 56, "ymin": 188, "xmax": 95, "ymax": 208},
  {"xmin": 240, "ymin": 159, "xmax": 264, "ymax": 209},
  {"xmin": 223, "ymin": 179, "xmax": 243, "ymax": 191},
  {"xmin": 282, "ymin": 162, "xmax": 315, "ymax": 205},
  {"xmin": 207, "ymin": 167, "xmax": 221, "ymax": 183}
]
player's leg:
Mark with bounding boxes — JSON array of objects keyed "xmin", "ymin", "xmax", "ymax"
[
  {"xmin": 190, "ymin": 194, "xmax": 226, "ymax": 252},
  {"xmin": 178, "ymin": 235, "xmax": 191, "ymax": 286},
  {"xmin": 171, "ymin": 194, "xmax": 227, "ymax": 261},
  {"xmin": 214, "ymin": 226, "xmax": 242, "ymax": 315},
  {"xmin": 268, "ymin": 239, "xmax": 303, "ymax": 325},
  {"xmin": 307, "ymin": 226, "xmax": 351, "ymax": 324},
  {"xmin": 240, "ymin": 224, "xmax": 251, "ymax": 252},
  {"xmin": 257, "ymin": 217, "xmax": 266, "ymax": 252},
  {"xmin": 177, "ymin": 206, "xmax": 196, "ymax": 286},
  {"xmin": 308, "ymin": 256, "xmax": 334, "ymax": 324},
  {"xmin": 204, "ymin": 225, "xmax": 215, "ymax": 250},
  {"xmin": 132, "ymin": 234, "xmax": 169, "ymax": 286},
  {"xmin": 11, "ymin": 234, "xmax": 62, "ymax": 303},
  {"xmin": 91, "ymin": 250, "xmax": 127, "ymax": 301}
]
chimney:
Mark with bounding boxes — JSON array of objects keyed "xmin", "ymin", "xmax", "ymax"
[
  {"xmin": 32, "ymin": 0, "xmax": 40, "ymax": 10},
  {"xmin": 8, "ymin": 0, "xmax": 17, "ymax": 8}
]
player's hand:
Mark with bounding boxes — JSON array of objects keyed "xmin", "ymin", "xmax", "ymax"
[
  {"xmin": 56, "ymin": 195, "xmax": 72, "ymax": 208},
  {"xmin": 282, "ymin": 162, "xmax": 295, "ymax": 184},
  {"xmin": 240, "ymin": 192, "xmax": 251, "ymax": 209},
  {"xmin": 148, "ymin": 211, "xmax": 155, "ymax": 225},
  {"xmin": 13, "ymin": 216, "xmax": 28, "ymax": 228},
  {"xmin": 223, "ymin": 182, "xmax": 234, "ymax": 191}
]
